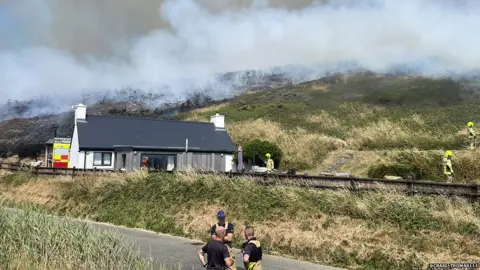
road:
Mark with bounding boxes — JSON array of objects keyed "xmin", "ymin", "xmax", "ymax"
[
  {"xmin": 88, "ymin": 220, "xmax": 344, "ymax": 270},
  {"xmin": 3, "ymin": 207, "xmax": 343, "ymax": 270}
]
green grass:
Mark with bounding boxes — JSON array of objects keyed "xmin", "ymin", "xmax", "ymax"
[
  {"xmin": 0, "ymin": 204, "xmax": 155, "ymax": 270},
  {"xmin": 175, "ymin": 74, "xmax": 480, "ymax": 178},
  {"xmin": 2, "ymin": 171, "xmax": 478, "ymax": 270}
]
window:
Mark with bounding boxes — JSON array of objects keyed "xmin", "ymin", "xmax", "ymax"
[
  {"xmin": 93, "ymin": 152, "xmax": 112, "ymax": 166},
  {"xmin": 140, "ymin": 154, "xmax": 175, "ymax": 171}
]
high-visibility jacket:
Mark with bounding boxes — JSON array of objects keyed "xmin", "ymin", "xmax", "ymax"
[
  {"xmin": 266, "ymin": 159, "xmax": 274, "ymax": 172},
  {"xmin": 442, "ymin": 158, "xmax": 453, "ymax": 175},
  {"xmin": 468, "ymin": 127, "xmax": 476, "ymax": 139},
  {"xmin": 243, "ymin": 238, "xmax": 262, "ymax": 270}
]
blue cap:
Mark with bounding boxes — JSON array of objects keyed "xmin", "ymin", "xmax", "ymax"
[{"xmin": 217, "ymin": 210, "xmax": 226, "ymax": 219}]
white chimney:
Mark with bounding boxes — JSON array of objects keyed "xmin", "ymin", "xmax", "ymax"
[
  {"xmin": 210, "ymin": 113, "xmax": 225, "ymax": 130},
  {"xmin": 73, "ymin": 103, "xmax": 87, "ymax": 124}
]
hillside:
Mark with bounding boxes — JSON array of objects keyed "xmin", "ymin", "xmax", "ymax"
[
  {"xmin": 172, "ymin": 73, "xmax": 480, "ymax": 182},
  {"xmin": 3, "ymin": 73, "xmax": 480, "ymax": 181}
]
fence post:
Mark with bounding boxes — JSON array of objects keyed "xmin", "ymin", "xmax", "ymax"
[
  {"xmin": 471, "ymin": 183, "xmax": 480, "ymax": 204},
  {"xmin": 350, "ymin": 179, "xmax": 357, "ymax": 192},
  {"xmin": 408, "ymin": 182, "xmax": 415, "ymax": 195}
]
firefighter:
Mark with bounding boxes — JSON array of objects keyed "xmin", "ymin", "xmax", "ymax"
[
  {"xmin": 467, "ymin": 122, "xmax": 476, "ymax": 150},
  {"xmin": 265, "ymin": 153, "xmax": 274, "ymax": 173},
  {"xmin": 241, "ymin": 226, "xmax": 262, "ymax": 270},
  {"xmin": 442, "ymin": 150, "xmax": 454, "ymax": 183},
  {"xmin": 210, "ymin": 210, "xmax": 236, "ymax": 270}
]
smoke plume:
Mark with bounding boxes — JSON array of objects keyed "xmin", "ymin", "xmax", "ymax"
[{"xmin": 1, "ymin": 0, "xmax": 480, "ymax": 118}]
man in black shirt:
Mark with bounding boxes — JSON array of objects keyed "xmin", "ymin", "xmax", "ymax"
[
  {"xmin": 198, "ymin": 226, "xmax": 233, "ymax": 269},
  {"xmin": 241, "ymin": 226, "xmax": 262, "ymax": 270},
  {"xmin": 210, "ymin": 210, "xmax": 236, "ymax": 270}
]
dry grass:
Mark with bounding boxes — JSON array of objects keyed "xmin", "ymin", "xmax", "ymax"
[
  {"xmin": 1, "ymin": 172, "xmax": 479, "ymax": 269},
  {"xmin": 307, "ymin": 110, "xmax": 341, "ymax": 129},
  {"xmin": 345, "ymin": 118, "xmax": 452, "ymax": 150},
  {"xmin": 337, "ymin": 102, "xmax": 386, "ymax": 121},
  {"xmin": 183, "ymin": 103, "xmax": 229, "ymax": 122},
  {"xmin": 227, "ymin": 118, "xmax": 346, "ymax": 168},
  {"xmin": 309, "ymin": 150, "xmax": 387, "ymax": 176}
]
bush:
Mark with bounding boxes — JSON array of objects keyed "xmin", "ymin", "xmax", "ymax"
[{"xmin": 242, "ymin": 139, "xmax": 282, "ymax": 168}]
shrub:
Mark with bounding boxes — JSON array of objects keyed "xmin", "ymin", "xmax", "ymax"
[{"xmin": 242, "ymin": 139, "xmax": 282, "ymax": 168}]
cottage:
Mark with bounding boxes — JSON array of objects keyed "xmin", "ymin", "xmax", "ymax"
[{"xmin": 68, "ymin": 104, "xmax": 236, "ymax": 172}]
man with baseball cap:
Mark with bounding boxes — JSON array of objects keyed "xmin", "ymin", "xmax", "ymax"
[{"xmin": 210, "ymin": 210, "xmax": 236, "ymax": 270}]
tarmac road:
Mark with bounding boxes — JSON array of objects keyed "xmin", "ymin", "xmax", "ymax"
[
  {"xmin": 88, "ymin": 221, "xmax": 344, "ymax": 270},
  {"xmin": 3, "ymin": 207, "xmax": 344, "ymax": 270}
]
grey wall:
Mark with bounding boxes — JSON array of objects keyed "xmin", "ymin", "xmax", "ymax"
[
  {"xmin": 117, "ymin": 150, "xmax": 230, "ymax": 171},
  {"xmin": 114, "ymin": 151, "xmax": 134, "ymax": 170},
  {"xmin": 176, "ymin": 152, "xmax": 227, "ymax": 172}
]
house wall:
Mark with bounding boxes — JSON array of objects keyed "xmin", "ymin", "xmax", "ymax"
[
  {"xmin": 114, "ymin": 151, "xmax": 134, "ymax": 170},
  {"xmin": 68, "ymin": 125, "xmax": 80, "ymax": 168},
  {"xmin": 83, "ymin": 151, "xmax": 115, "ymax": 169},
  {"xmin": 176, "ymin": 152, "xmax": 233, "ymax": 172},
  {"xmin": 225, "ymin": 154, "xmax": 233, "ymax": 172}
]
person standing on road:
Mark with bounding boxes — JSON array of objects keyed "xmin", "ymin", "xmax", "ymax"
[
  {"xmin": 210, "ymin": 210, "xmax": 236, "ymax": 270},
  {"xmin": 198, "ymin": 226, "xmax": 234, "ymax": 269},
  {"xmin": 241, "ymin": 226, "xmax": 263, "ymax": 270}
]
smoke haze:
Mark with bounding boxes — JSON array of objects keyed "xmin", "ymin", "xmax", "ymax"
[{"xmin": 1, "ymin": 0, "xmax": 480, "ymax": 117}]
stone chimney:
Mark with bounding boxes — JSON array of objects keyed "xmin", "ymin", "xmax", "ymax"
[
  {"xmin": 210, "ymin": 113, "xmax": 225, "ymax": 130},
  {"xmin": 73, "ymin": 103, "xmax": 87, "ymax": 124}
]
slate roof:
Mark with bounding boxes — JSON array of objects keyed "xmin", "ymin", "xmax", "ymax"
[{"xmin": 77, "ymin": 115, "xmax": 235, "ymax": 153}]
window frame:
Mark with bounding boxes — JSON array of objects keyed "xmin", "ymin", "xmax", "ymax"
[{"xmin": 93, "ymin": 152, "xmax": 112, "ymax": 166}]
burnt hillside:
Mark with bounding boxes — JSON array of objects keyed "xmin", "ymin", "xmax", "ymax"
[{"xmin": 0, "ymin": 94, "xmax": 229, "ymax": 158}]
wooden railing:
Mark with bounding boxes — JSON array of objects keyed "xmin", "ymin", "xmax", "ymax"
[{"xmin": 1, "ymin": 162, "xmax": 479, "ymax": 203}]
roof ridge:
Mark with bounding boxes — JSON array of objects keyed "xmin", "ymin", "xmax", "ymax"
[{"xmin": 86, "ymin": 114, "xmax": 214, "ymax": 125}]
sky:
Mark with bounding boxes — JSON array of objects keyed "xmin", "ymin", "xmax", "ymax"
[{"xmin": 1, "ymin": 0, "xmax": 480, "ymax": 117}]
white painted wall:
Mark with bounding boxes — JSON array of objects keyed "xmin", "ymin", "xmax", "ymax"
[
  {"xmin": 74, "ymin": 104, "xmax": 86, "ymax": 124},
  {"xmin": 225, "ymin": 154, "xmax": 233, "ymax": 172},
  {"xmin": 210, "ymin": 113, "xmax": 225, "ymax": 129},
  {"xmin": 83, "ymin": 151, "xmax": 115, "ymax": 169},
  {"xmin": 68, "ymin": 125, "xmax": 80, "ymax": 168},
  {"xmin": 77, "ymin": 151, "xmax": 86, "ymax": 169},
  {"xmin": 167, "ymin": 156, "xmax": 175, "ymax": 171}
]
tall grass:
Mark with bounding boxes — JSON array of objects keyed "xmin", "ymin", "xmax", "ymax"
[
  {"xmin": 2, "ymin": 172, "xmax": 478, "ymax": 269},
  {"xmin": 227, "ymin": 118, "xmax": 346, "ymax": 169},
  {"xmin": 0, "ymin": 205, "xmax": 154, "ymax": 270}
]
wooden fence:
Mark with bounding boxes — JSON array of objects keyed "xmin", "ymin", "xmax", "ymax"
[{"xmin": 1, "ymin": 162, "xmax": 479, "ymax": 203}]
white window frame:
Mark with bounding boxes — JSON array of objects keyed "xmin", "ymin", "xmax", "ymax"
[{"xmin": 93, "ymin": 152, "xmax": 112, "ymax": 166}]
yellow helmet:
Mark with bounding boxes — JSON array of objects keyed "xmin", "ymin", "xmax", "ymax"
[
  {"xmin": 468, "ymin": 121, "xmax": 474, "ymax": 127},
  {"xmin": 445, "ymin": 150, "xmax": 453, "ymax": 157},
  {"xmin": 265, "ymin": 153, "xmax": 271, "ymax": 158}
]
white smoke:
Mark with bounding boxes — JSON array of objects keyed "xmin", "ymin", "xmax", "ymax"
[{"xmin": 1, "ymin": 0, "xmax": 480, "ymax": 117}]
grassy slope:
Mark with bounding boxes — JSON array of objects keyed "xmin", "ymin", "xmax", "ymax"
[
  {"xmin": 0, "ymin": 171, "xmax": 479, "ymax": 270},
  {"xmin": 175, "ymin": 74, "xmax": 480, "ymax": 182}
]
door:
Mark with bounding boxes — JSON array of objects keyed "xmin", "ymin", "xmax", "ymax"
[{"xmin": 121, "ymin": 154, "xmax": 127, "ymax": 169}]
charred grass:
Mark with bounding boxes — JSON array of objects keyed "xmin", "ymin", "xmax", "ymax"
[{"xmin": 1, "ymin": 171, "xmax": 479, "ymax": 269}]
